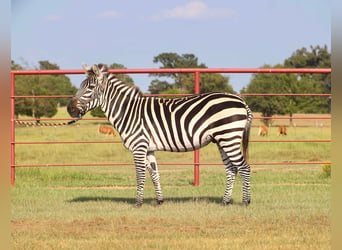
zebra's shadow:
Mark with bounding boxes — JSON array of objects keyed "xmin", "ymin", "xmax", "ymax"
[{"xmin": 67, "ymin": 196, "xmax": 226, "ymax": 205}]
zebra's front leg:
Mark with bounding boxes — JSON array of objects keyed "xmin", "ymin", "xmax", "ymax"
[
  {"xmin": 238, "ymin": 164, "xmax": 251, "ymax": 205},
  {"xmin": 133, "ymin": 155, "xmax": 147, "ymax": 208},
  {"xmin": 146, "ymin": 151, "xmax": 164, "ymax": 205}
]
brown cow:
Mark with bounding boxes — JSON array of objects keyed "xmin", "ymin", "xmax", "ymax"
[
  {"xmin": 277, "ymin": 126, "xmax": 287, "ymax": 136},
  {"xmin": 98, "ymin": 126, "xmax": 116, "ymax": 137},
  {"xmin": 258, "ymin": 125, "xmax": 268, "ymax": 136}
]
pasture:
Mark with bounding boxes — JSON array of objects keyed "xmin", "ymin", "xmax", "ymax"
[{"xmin": 11, "ymin": 109, "xmax": 331, "ymax": 249}]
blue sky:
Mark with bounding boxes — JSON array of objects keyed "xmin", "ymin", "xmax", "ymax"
[{"xmin": 11, "ymin": 0, "xmax": 331, "ymax": 93}]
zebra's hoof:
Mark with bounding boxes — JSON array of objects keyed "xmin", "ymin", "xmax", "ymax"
[
  {"xmin": 222, "ymin": 200, "xmax": 232, "ymax": 206},
  {"xmin": 242, "ymin": 199, "xmax": 251, "ymax": 206},
  {"xmin": 134, "ymin": 203, "xmax": 142, "ymax": 208},
  {"xmin": 157, "ymin": 199, "xmax": 164, "ymax": 205}
]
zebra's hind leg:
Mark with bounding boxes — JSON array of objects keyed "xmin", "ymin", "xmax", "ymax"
[
  {"xmin": 218, "ymin": 144, "xmax": 251, "ymax": 206},
  {"xmin": 223, "ymin": 164, "xmax": 238, "ymax": 206},
  {"xmin": 146, "ymin": 151, "xmax": 164, "ymax": 205},
  {"xmin": 238, "ymin": 163, "xmax": 251, "ymax": 205},
  {"xmin": 219, "ymin": 147, "xmax": 237, "ymax": 205}
]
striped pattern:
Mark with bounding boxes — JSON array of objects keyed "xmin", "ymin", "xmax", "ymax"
[{"xmin": 67, "ymin": 64, "xmax": 253, "ymax": 207}]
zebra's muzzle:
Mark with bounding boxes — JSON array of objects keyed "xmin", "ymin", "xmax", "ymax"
[{"xmin": 67, "ymin": 98, "xmax": 85, "ymax": 118}]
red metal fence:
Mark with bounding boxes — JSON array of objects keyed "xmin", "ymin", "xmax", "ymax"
[{"xmin": 11, "ymin": 68, "xmax": 331, "ymax": 186}]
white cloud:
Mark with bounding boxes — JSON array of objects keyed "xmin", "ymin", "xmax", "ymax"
[
  {"xmin": 151, "ymin": 1, "xmax": 236, "ymax": 21},
  {"xmin": 97, "ymin": 10, "xmax": 122, "ymax": 19},
  {"xmin": 45, "ymin": 14, "xmax": 61, "ymax": 21}
]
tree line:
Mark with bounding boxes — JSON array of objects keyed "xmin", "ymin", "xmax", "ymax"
[
  {"xmin": 12, "ymin": 44, "xmax": 330, "ymax": 120},
  {"xmin": 241, "ymin": 45, "xmax": 331, "ymax": 125},
  {"xmin": 12, "ymin": 60, "xmax": 77, "ymax": 120}
]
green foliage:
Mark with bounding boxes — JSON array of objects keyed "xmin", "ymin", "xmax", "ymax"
[
  {"xmin": 149, "ymin": 79, "xmax": 171, "ymax": 94},
  {"xmin": 200, "ymin": 73, "xmax": 234, "ymax": 93},
  {"xmin": 241, "ymin": 64, "xmax": 298, "ymax": 125},
  {"xmin": 157, "ymin": 86, "xmax": 189, "ymax": 96},
  {"xmin": 320, "ymin": 164, "xmax": 331, "ymax": 178},
  {"xmin": 11, "ymin": 60, "xmax": 23, "ymax": 70},
  {"xmin": 12, "ymin": 60, "xmax": 77, "ymax": 119},
  {"xmin": 90, "ymin": 107, "xmax": 106, "ymax": 118},
  {"xmin": 242, "ymin": 45, "xmax": 331, "ymax": 124},
  {"xmin": 108, "ymin": 63, "xmax": 134, "ymax": 85},
  {"xmin": 284, "ymin": 45, "xmax": 331, "ymax": 71},
  {"xmin": 149, "ymin": 52, "xmax": 234, "ymax": 94},
  {"xmin": 284, "ymin": 45, "xmax": 331, "ymax": 113},
  {"xmin": 15, "ymin": 75, "xmax": 59, "ymax": 119},
  {"xmin": 38, "ymin": 60, "xmax": 60, "ymax": 70}
]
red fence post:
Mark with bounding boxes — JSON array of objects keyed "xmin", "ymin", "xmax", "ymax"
[
  {"xmin": 11, "ymin": 72, "xmax": 16, "ymax": 186},
  {"xmin": 194, "ymin": 71, "xmax": 200, "ymax": 186}
]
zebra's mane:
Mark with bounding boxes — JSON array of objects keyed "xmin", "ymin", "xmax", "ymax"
[
  {"xmin": 87, "ymin": 64, "xmax": 143, "ymax": 98},
  {"xmin": 107, "ymin": 73, "xmax": 143, "ymax": 97}
]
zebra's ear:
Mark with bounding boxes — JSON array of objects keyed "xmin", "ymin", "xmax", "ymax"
[
  {"xmin": 92, "ymin": 64, "xmax": 108, "ymax": 92},
  {"xmin": 82, "ymin": 63, "xmax": 93, "ymax": 76},
  {"xmin": 97, "ymin": 63, "xmax": 109, "ymax": 73},
  {"xmin": 92, "ymin": 64, "xmax": 108, "ymax": 77},
  {"xmin": 92, "ymin": 64, "xmax": 100, "ymax": 76}
]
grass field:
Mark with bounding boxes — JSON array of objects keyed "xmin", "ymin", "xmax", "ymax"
[{"xmin": 11, "ymin": 108, "xmax": 331, "ymax": 249}]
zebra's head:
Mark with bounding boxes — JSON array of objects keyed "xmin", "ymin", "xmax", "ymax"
[{"xmin": 67, "ymin": 63, "xmax": 109, "ymax": 118}]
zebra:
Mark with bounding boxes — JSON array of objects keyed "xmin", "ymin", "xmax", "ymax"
[{"xmin": 67, "ymin": 63, "xmax": 253, "ymax": 207}]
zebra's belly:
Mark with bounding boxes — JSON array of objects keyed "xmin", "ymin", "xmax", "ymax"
[{"xmin": 148, "ymin": 134, "xmax": 212, "ymax": 152}]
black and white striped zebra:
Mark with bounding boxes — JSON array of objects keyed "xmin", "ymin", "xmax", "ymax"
[{"xmin": 67, "ymin": 63, "xmax": 253, "ymax": 207}]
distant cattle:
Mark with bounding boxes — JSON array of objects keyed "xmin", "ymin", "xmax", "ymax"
[
  {"xmin": 258, "ymin": 125, "xmax": 268, "ymax": 136},
  {"xmin": 278, "ymin": 126, "xmax": 287, "ymax": 136},
  {"xmin": 98, "ymin": 126, "xmax": 116, "ymax": 137}
]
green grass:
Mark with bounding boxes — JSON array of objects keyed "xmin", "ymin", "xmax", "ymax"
[
  {"xmin": 14, "ymin": 125, "xmax": 330, "ymax": 166},
  {"xmin": 11, "ymin": 109, "xmax": 331, "ymax": 249},
  {"xmin": 11, "ymin": 167, "xmax": 331, "ymax": 249}
]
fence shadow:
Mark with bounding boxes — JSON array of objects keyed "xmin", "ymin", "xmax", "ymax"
[{"xmin": 67, "ymin": 196, "xmax": 242, "ymax": 206}]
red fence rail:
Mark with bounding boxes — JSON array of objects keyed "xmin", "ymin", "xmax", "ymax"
[{"xmin": 11, "ymin": 68, "xmax": 331, "ymax": 186}]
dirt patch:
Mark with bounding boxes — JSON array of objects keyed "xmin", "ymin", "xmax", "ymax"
[
  {"xmin": 254, "ymin": 183, "xmax": 330, "ymax": 186},
  {"xmin": 12, "ymin": 214, "xmax": 330, "ymax": 237},
  {"xmin": 12, "ymin": 217, "xmax": 111, "ymax": 240},
  {"xmin": 11, "ymin": 215, "xmax": 330, "ymax": 249}
]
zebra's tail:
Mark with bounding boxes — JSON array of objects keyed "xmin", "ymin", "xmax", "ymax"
[{"xmin": 242, "ymin": 104, "xmax": 253, "ymax": 161}]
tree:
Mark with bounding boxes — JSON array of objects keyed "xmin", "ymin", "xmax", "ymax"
[
  {"xmin": 11, "ymin": 60, "xmax": 23, "ymax": 70},
  {"xmin": 199, "ymin": 73, "xmax": 233, "ymax": 93},
  {"xmin": 241, "ymin": 64, "xmax": 298, "ymax": 125},
  {"xmin": 108, "ymin": 63, "xmax": 134, "ymax": 85},
  {"xmin": 284, "ymin": 45, "xmax": 331, "ymax": 114},
  {"xmin": 242, "ymin": 45, "xmax": 331, "ymax": 125},
  {"xmin": 12, "ymin": 60, "xmax": 77, "ymax": 119},
  {"xmin": 14, "ymin": 74, "xmax": 59, "ymax": 120},
  {"xmin": 90, "ymin": 63, "xmax": 135, "ymax": 117},
  {"xmin": 38, "ymin": 60, "xmax": 60, "ymax": 70},
  {"xmin": 149, "ymin": 52, "xmax": 235, "ymax": 94},
  {"xmin": 148, "ymin": 79, "xmax": 171, "ymax": 94},
  {"xmin": 37, "ymin": 60, "xmax": 77, "ymax": 106}
]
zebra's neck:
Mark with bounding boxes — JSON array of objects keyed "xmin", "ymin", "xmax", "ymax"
[{"xmin": 100, "ymin": 74, "xmax": 143, "ymax": 135}]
